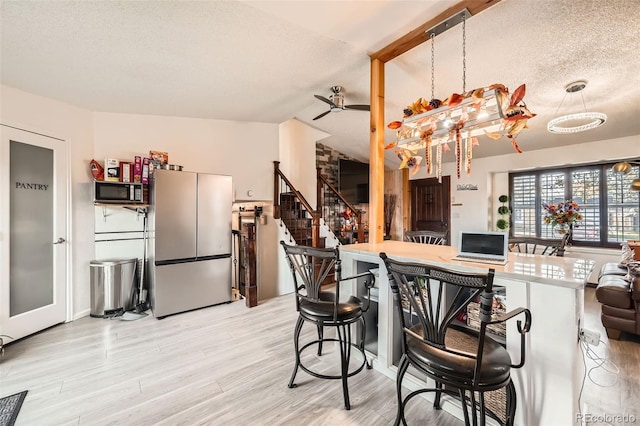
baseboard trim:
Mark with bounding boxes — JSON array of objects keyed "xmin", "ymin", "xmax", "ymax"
[{"xmin": 73, "ymin": 309, "xmax": 90, "ymax": 321}]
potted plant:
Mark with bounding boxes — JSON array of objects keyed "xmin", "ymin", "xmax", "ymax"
[{"xmin": 497, "ymin": 195, "xmax": 510, "ymax": 231}]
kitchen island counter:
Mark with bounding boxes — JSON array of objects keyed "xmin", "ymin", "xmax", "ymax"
[{"xmin": 340, "ymin": 240, "xmax": 595, "ymax": 426}]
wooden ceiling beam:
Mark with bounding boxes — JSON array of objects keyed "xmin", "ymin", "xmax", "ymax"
[{"xmin": 370, "ymin": 0, "xmax": 502, "ymax": 63}]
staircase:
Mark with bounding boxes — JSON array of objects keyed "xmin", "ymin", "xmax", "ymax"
[
  {"xmin": 273, "ymin": 161, "xmax": 364, "ymax": 249},
  {"xmin": 279, "ymin": 192, "xmax": 326, "ymax": 247},
  {"xmin": 274, "ymin": 161, "xmax": 365, "ymax": 288},
  {"xmin": 317, "ymin": 168, "xmax": 364, "ymax": 245}
]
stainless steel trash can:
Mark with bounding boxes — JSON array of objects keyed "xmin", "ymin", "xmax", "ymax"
[{"xmin": 90, "ymin": 258, "xmax": 138, "ymax": 317}]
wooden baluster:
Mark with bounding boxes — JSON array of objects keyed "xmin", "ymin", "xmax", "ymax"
[
  {"xmin": 357, "ymin": 211, "xmax": 364, "ymax": 243},
  {"xmin": 273, "ymin": 161, "xmax": 281, "ymax": 219},
  {"xmin": 317, "ymin": 167, "xmax": 322, "ymax": 215},
  {"xmin": 312, "ymin": 213, "xmax": 321, "ymax": 248}
]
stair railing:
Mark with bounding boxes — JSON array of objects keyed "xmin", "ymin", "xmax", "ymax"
[
  {"xmin": 273, "ymin": 161, "xmax": 321, "ymax": 247},
  {"xmin": 317, "ymin": 167, "xmax": 364, "ymax": 244}
]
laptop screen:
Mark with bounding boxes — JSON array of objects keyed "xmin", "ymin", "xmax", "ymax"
[{"xmin": 458, "ymin": 231, "xmax": 508, "ymax": 259}]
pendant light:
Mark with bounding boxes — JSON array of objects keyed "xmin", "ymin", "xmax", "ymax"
[
  {"xmin": 611, "ymin": 160, "xmax": 640, "ymax": 191},
  {"xmin": 547, "ymin": 81, "xmax": 607, "ymax": 134}
]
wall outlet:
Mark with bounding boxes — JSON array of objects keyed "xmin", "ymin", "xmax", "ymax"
[{"xmin": 580, "ymin": 328, "xmax": 600, "ymax": 346}]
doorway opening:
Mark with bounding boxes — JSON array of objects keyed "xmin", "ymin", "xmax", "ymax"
[{"xmin": 409, "ymin": 176, "xmax": 451, "ymax": 243}]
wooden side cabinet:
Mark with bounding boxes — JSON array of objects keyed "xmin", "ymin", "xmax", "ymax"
[{"xmin": 239, "ymin": 222, "xmax": 258, "ymax": 308}]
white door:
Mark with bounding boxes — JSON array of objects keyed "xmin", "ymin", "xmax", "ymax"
[{"xmin": 0, "ymin": 125, "xmax": 69, "ymax": 341}]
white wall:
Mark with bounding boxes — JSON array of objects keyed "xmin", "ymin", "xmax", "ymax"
[
  {"xmin": 93, "ymin": 112, "xmax": 278, "ymax": 201},
  {"xmin": 1, "ymin": 85, "xmax": 95, "ymax": 319},
  {"xmin": 254, "ymin": 203, "xmax": 279, "ymax": 300},
  {"xmin": 276, "ymin": 221, "xmax": 296, "ymax": 296},
  {"xmin": 276, "ymin": 118, "xmax": 332, "ymax": 296},
  {"xmin": 411, "ymin": 135, "xmax": 640, "ymax": 247},
  {"xmin": 278, "ymin": 118, "xmax": 330, "ymax": 207}
]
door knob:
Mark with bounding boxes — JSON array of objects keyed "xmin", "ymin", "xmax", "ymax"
[{"xmin": 53, "ymin": 237, "xmax": 66, "ymax": 245}]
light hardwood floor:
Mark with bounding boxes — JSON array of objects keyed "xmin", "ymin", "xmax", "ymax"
[{"xmin": 1, "ymin": 287, "xmax": 637, "ymax": 425}]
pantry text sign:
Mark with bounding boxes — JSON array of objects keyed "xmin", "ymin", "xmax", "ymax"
[{"xmin": 15, "ymin": 182, "xmax": 49, "ymax": 190}]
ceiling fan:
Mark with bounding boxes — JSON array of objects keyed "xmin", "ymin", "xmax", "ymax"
[{"xmin": 313, "ymin": 86, "xmax": 370, "ymax": 120}]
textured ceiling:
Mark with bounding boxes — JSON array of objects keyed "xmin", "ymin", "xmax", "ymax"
[{"xmin": 1, "ymin": 0, "xmax": 639, "ymax": 167}]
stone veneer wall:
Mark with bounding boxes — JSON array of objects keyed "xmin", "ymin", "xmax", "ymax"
[
  {"xmin": 316, "ymin": 142, "xmax": 357, "ymax": 187},
  {"xmin": 316, "ymin": 143, "xmax": 369, "ymax": 239}
]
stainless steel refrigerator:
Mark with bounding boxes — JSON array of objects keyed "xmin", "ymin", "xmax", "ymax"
[{"xmin": 148, "ymin": 170, "xmax": 232, "ymax": 318}]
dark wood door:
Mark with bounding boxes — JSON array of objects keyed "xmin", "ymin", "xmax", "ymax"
[{"xmin": 410, "ymin": 176, "xmax": 450, "ymax": 241}]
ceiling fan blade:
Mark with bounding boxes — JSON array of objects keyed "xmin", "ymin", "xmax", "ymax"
[
  {"xmin": 313, "ymin": 110, "xmax": 332, "ymax": 120},
  {"xmin": 344, "ymin": 104, "xmax": 370, "ymax": 111},
  {"xmin": 314, "ymin": 94, "xmax": 337, "ymax": 108}
]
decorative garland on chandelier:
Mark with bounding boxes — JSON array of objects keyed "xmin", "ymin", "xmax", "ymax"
[{"xmin": 385, "ymin": 83, "xmax": 535, "ymax": 179}]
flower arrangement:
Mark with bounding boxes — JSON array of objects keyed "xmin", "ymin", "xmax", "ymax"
[
  {"xmin": 341, "ymin": 207, "xmax": 355, "ymax": 221},
  {"xmin": 542, "ymin": 200, "xmax": 583, "ymax": 234},
  {"xmin": 340, "ymin": 207, "xmax": 356, "ymax": 231}
]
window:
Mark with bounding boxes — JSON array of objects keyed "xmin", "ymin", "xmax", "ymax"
[{"xmin": 510, "ymin": 162, "xmax": 639, "ymax": 247}]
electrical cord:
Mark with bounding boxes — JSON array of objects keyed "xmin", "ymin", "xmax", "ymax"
[
  {"xmin": 577, "ymin": 338, "xmax": 621, "ymax": 425},
  {"xmin": 578, "ymin": 339, "xmax": 588, "ymax": 421},
  {"xmin": 583, "ymin": 339, "xmax": 620, "ymax": 387}
]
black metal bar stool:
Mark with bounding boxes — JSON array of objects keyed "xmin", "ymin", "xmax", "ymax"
[
  {"xmin": 281, "ymin": 241, "xmax": 375, "ymax": 410},
  {"xmin": 380, "ymin": 253, "xmax": 531, "ymax": 425}
]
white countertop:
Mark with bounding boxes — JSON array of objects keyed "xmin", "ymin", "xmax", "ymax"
[{"xmin": 340, "ymin": 240, "xmax": 595, "ymax": 289}]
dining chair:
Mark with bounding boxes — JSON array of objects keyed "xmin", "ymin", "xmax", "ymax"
[
  {"xmin": 508, "ymin": 235, "xmax": 569, "ymax": 257},
  {"xmin": 404, "ymin": 230, "xmax": 448, "ymax": 246}
]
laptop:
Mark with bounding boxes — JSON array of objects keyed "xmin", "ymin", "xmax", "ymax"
[{"xmin": 451, "ymin": 231, "xmax": 509, "ymax": 265}]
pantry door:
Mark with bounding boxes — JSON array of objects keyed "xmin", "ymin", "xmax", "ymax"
[{"xmin": 0, "ymin": 125, "xmax": 69, "ymax": 341}]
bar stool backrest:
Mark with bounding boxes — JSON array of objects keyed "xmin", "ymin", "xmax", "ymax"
[{"xmin": 405, "ymin": 230, "xmax": 448, "ymax": 246}]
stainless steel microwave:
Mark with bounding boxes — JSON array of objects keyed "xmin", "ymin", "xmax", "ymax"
[{"xmin": 93, "ymin": 181, "xmax": 143, "ymax": 204}]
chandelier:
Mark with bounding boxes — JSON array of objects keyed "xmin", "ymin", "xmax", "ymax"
[
  {"xmin": 547, "ymin": 81, "xmax": 607, "ymax": 134},
  {"xmin": 386, "ymin": 9, "xmax": 535, "ymax": 180}
]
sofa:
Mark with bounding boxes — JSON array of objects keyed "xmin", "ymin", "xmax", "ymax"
[{"xmin": 595, "ymin": 262, "xmax": 640, "ymax": 339}]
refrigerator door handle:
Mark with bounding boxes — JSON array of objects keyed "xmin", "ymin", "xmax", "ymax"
[
  {"xmin": 155, "ymin": 253, "xmax": 231, "ymax": 266},
  {"xmin": 197, "ymin": 254, "xmax": 232, "ymax": 261}
]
